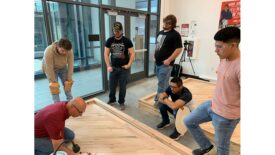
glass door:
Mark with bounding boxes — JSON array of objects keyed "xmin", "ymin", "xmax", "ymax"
[
  {"xmin": 129, "ymin": 15, "xmax": 146, "ymax": 78},
  {"xmin": 104, "ymin": 10, "xmax": 147, "ymax": 82},
  {"xmin": 35, "ymin": 1, "xmax": 104, "ymax": 111}
]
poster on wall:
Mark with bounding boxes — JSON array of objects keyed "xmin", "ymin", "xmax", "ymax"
[
  {"xmin": 219, "ymin": 0, "xmax": 240, "ymax": 29},
  {"xmin": 187, "ymin": 41, "xmax": 194, "ymax": 57},
  {"xmin": 181, "ymin": 24, "xmax": 189, "ymax": 37}
]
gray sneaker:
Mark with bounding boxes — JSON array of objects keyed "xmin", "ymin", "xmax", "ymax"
[{"xmin": 120, "ymin": 104, "xmax": 125, "ymax": 110}]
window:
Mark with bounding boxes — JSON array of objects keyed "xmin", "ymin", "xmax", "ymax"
[
  {"xmin": 148, "ymin": 15, "xmax": 157, "ymax": 75},
  {"xmin": 34, "ymin": 0, "xmax": 48, "ymax": 75},
  {"xmin": 35, "ymin": 1, "xmax": 104, "ymax": 111},
  {"xmin": 102, "ymin": 0, "xmax": 148, "ymax": 11},
  {"xmin": 151, "ymin": 0, "xmax": 158, "ymax": 13}
]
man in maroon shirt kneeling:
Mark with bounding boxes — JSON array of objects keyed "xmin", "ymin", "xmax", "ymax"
[{"xmin": 35, "ymin": 96, "xmax": 90, "ymax": 155}]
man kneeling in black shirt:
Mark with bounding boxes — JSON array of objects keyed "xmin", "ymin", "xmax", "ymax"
[{"xmin": 156, "ymin": 77, "xmax": 192, "ymax": 140}]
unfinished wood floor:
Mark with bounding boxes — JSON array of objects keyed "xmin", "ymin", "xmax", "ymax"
[{"xmin": 66, "ymin": 98, "xmax": 192, "ymax": 155}]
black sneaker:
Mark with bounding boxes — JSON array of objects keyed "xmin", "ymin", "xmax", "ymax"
[
  {"xmin": 157, "ymin": 121, "xmax": 170, "ymax": 129},
  {"xmin": 169, "ymin": 129, "xmax": 182, "ymax": 140},
  {"xmin": 107, "ymin": 101, "xmax": 116, "ymax": 105},
  {"xmin": 192, "ymin": 145, "xmax": 214, "ymax": 155}
]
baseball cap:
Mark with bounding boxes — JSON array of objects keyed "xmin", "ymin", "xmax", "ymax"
[{"xmin": 112, "ymin": 22, "xmax": 123, "ymax": 31}]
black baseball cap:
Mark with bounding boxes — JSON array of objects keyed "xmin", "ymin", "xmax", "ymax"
[{"xmin": 113, "ymin": 22, "xmax": 123, "ymax": 31}]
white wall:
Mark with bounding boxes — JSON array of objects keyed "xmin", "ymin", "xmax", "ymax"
[{"xmin": 160, "ymin": 0, "xmax": 232, "ymax": 80}]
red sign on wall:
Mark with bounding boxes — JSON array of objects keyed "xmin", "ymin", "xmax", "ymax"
[
  {"xmin": 181, "ymin": 24, "xmax": 189, "ymax": 37},
  {"xmin": 219, "ymin": 0, "xmax": 240, "ymax": 29}
]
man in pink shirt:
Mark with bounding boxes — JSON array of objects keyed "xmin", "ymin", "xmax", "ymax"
[{"xmin": 184, "ymin": 27, "xmax": 240, "ymax": 155}]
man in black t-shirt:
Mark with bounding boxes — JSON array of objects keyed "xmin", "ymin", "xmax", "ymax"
[
  {"xmin": 154, "ymin": 14, "xmax": 183, "ymax": 106},
  {"xmin": 157, "ymin": 77, "xmax": 192, "ymax": 140},
  {"xmin": 104, "ymin": 22, "xmax": 135, "ymax": 110}
]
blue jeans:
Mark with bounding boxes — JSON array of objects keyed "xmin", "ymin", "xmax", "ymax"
[
  {"xmin": 155, "ymin": 64, "xmax": 172, "ymax": 101},
  {"xmin": 109, "ymin": 67, "xmax": 129, "ymax": 104},
  {"xmin": 51, "ymin": 66, "xmax": 73, "ymax": 103},
  {"xmin": 35, "ymin": 127, "xmax": 75, "ymax": 155},
  {"xmin": 183, "ymin": 100, "xmax": 240, "ymax": 155}
]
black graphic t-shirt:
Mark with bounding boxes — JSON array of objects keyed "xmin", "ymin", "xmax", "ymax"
[
  {"xmin": 105, "ymin": 36, "xmax": 133, "ymax": 67},
  {"xmin": 165, "ymin": 86, "xmax": 192, "ymax": 104},
  {"xmin": 154, "ymin": 29, "xmax": 182, "ymax": 66}
]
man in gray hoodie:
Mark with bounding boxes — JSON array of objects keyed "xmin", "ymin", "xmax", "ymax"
[{"xmin": 42, "ymin": 38, "xmax": 74, "ymax": 102}]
